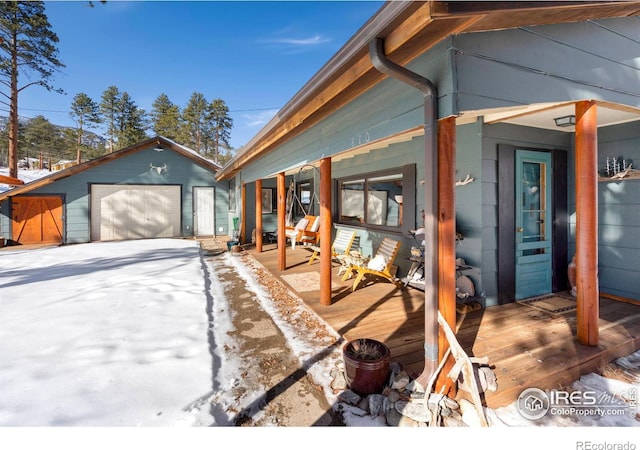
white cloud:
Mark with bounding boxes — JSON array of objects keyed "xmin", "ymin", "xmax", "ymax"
[
  {"xmin": 259, "ymin": 30, "xmax": 333, "ymax": 55},
  {"xmin": 242, "ymin": 108, "xmax": 279, "ymax": 128},
  {"xmin": 267, "ymin": 35, "xmax": 331, "ymax": 46}
]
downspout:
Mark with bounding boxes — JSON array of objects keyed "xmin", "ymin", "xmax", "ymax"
[{"xmin": 369, "ymin": 37, "xmax": 440, "ymax": 382}]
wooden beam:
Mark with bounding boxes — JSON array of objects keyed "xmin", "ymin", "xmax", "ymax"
[
  {"xmin": 436, "ymin": 116, "xmax": 457, "ymax": 395},
  {"xmin": 319, "ymin": 157, "xmax": 332, "ymax": 306},
  {"xmin": 599, "ymin": 291, "xmax": 640, "ymax": 307},
  {"xmin": 0, "ymin": 174, "xmax": 24, "ymax": 185},
  {"xmin": 277, "ymin": 172, "xmax": 286, "ymax": 271},
  {"xmin": 255, "ymin": 179, "xmax": 263, "ymax": 252},
  {"xmin": 575, "ymin": 101, "xmax": 599, "ymax": 347},
  {"xmin": 432, "ymin": 1, "xmax": 598, "ymax": 16}
]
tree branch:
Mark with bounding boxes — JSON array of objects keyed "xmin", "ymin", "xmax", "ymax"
[{"xmin": 17, "ymin": 80, "xmax": 45, "ymax": 93}]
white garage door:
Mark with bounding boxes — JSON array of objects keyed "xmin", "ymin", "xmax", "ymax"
[{"xmin": 90, "ymin": 185, "xmax": 181, "ymax": 241}]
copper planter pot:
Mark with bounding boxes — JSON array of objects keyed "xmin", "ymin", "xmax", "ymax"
[{"xmin": 342, "ymin": 338, "xmax": 391, "ymax": 396}]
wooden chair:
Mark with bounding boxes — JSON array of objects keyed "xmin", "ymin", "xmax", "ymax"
[
  {"xmin": 346, "ymin": 237, "xmax": 401, "ymax": 291},
  {"xmin": 299, "ymin": 215, "xmax": 321, "ymax": 246},
  {"xmin": 285, "ymin": 215, "xmax": 319, "ymax": 249},
  {"xmin": 306, "ymin": 228, "xmax": 356, "ymax": 265}
]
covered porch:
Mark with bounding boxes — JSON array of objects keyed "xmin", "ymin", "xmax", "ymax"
[
  {"xmin": 248, "ymin": 242, "xmax": 640, "ymax": 408},
  {"xmin": 218, "ymin": 3, "xmax": 640, "ymax": 410}
]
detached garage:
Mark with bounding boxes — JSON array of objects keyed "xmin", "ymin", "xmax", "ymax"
[{"xmin": 0, "ymin": 136, "xmax": 230, "ymax": 245}]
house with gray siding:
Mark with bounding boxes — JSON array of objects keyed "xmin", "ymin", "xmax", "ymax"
[
  {"xmin": 0, "ymin": 136, "xmax": 229, "ymax": 245},
  {"xmin": 216, "ymin": 1, "xmax": 640, "ymax": 387}
]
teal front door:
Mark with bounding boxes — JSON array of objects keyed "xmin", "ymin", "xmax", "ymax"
[{"xmin": 515, "ymin": 150, "xmax": 553, "ymax": 299}]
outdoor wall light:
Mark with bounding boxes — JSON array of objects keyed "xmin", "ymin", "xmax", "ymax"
[{"xmin": 554, "ymin": 115, "xmax": 576, "ymax": 127}]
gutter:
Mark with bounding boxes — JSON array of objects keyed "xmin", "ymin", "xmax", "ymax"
[{"xmin": 369, "ymin": 37, "xmax": 440, "ymax": 382}]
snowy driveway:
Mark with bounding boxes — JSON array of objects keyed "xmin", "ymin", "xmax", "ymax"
[{"xmin": 0, "ymin": 239, "xmax": 215, "ymax": 426}]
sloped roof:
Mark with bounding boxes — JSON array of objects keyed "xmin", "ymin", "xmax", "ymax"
[
  {"xmin": 216, "ymin": 0, "xmax": 640, "ymax": 180},
  {"xmin": 0, "ymin": 136, "xmax": 221, "ymax": 201}
]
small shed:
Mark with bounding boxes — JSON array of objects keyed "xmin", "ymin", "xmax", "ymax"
[{"xmin": 0, "ymin": 136, "xmax": 230, "ymax": 245}]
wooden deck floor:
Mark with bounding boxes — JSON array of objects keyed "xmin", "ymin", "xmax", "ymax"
[{"xmin": 248, "ymin": 243, "xmax": 640, "ymax": 408}]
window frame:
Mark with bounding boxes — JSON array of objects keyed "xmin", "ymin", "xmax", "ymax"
[
  {"xmin": 295, "ymin": 178, "xmax": 314, "ymax": 216},
  {"xmin": 335, "ymin": 164, "xmax": 415, "ymax": 234}
]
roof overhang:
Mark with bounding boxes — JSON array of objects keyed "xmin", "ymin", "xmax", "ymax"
[
  {"xmin": 458, "ymin": 100, "xmax": 640, "ymax": 131},
  {"xmin": 216, "ymin": 0, "xmax": 640, "ymax": 181}
]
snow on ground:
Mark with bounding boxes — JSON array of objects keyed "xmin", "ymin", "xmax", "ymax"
[
  {"xmin": 0, "ymin": 239, "xmax": 214, "ymax": 426},
  {"xmin": 0, "ymin": 237, "xmax": 343, "ymax": 429},
  {"xmin": 489, "ymin": 368, "xmax": 640, "ymax": 427}
]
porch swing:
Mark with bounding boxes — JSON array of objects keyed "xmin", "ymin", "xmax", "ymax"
[{"xmin": 284, "ymin": 165, "xmax": 321, "ymax": 248}]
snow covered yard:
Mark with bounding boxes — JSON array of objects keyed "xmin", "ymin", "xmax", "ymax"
[{"xmin": 0, "ymin": 239, "xmax": 215, "ymax": 426}]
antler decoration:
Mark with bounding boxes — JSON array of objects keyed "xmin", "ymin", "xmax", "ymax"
[
  {"xmin": 455, "ymin": 174, "xmax": 475, "ymax": 186},
  {"xmin": 150, "ymin": 163, "xmax": 167, "ymax": 174}
]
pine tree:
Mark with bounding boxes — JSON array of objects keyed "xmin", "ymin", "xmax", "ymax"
[
  {"xmin": 116, "ymin": 92, "xmax": 148, "ymax": 148},
  {"xmin": 182, "ymin": 92, "xmax": 208, "ymax": 153},
  {"xmin": 0, "ymin": 1, "xmax": 64, "ymax": 178},
  {"xmin": 22, "ymin": 115, "xmax": 63, "ymax": 167},
  {"xmin": 150, "ymin": 93, "xmax": 181, "ymax": 141},
  {"xmin": 207, "ymin": 98, "xmax": 233, "ymax": 164},
  {"xmin": 99, "ymin": 85, "xmax": 120, "ymax": 153},
  {"xmin": 69, "ymin": 92, "xmax": 101, "ymax": 164}
]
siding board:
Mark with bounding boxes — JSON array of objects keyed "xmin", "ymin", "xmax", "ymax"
[{"xmin": 454, "ymin": 17, "xmax": 640, "ymax": 112}]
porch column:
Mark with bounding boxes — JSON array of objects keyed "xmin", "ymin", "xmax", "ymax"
[
  {"xmin": 319, "ymin": 157, "xmax": 332, "ymax": 306},
  {"xmin": 241, "ymin": 182, "xmax": 247, "ymax": 244},
  {"xmin": 575, "ymin": 101, "xmax": 599, "ymax": 346},
  {"xmin": 277, "ymin": 172, "xmax": 286, "ymax": 271},
  {"xmin": 255, "ymin": 179, "xmax": 263, "ymax": 252},
  {"xmin": 436, "ymin": 116, "xmax": 457, "ymax": 394}
]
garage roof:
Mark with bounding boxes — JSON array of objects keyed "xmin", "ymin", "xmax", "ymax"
[{"xmin": 0, "ymin": 136, "xmax": 221, "ymax": 202}]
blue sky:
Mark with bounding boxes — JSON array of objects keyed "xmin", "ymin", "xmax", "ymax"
[{"xmin": 16, "ymin": 1, "xmax": 384, "ymax": 150}]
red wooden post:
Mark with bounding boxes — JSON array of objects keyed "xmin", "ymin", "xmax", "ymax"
[
  {"xmin": 319, "ymin": 157, "xmax": 332, "ymax": 306},
  {"xmin": 277, "ymin": 172, "xmax": 286, "ymax": 271},
  {"xmin": 436, "ymin": 116, "xmax": 457, "ymax": 394},
  {"xmin": 575, "ymin": 101, "xmax": 599, "ymax": 346},
  {"xmin": 255, "ymin": 179, "xmax": 263, "ymax": 252}
]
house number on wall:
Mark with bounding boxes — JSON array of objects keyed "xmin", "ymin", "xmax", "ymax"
[{"xmin": 351, "ymin": 131, "xmax": 370, "ymax": 147}]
